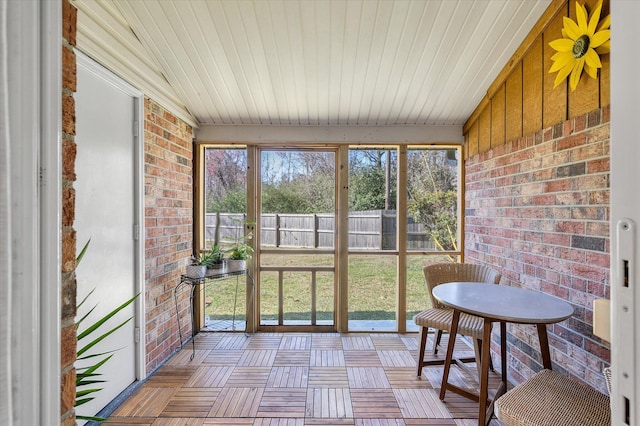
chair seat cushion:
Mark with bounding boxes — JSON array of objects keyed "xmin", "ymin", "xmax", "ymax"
[
  {"xmin": 413, "ymin": 308, "xmax": 485, "ymax": 339},
  {"xmin": 495, "ymin": 369, "xmax": 610, "ymax": 426}
]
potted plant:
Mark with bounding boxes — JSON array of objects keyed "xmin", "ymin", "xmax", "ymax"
[
  {"xmin": 204, "ymin": 244, "xmax": 225, "ymax": 270},
  {"xmin": 225, "ymin": 218, "xmax": 254, "ymax": 271},
  {"xmin": 186, "ymin": 253, "xmax": 208, "ymax": 278},
  {"xmin": 204, "ymin": 211, "xmax": 226, "ymax": 270},
  {"xmin": 187, "ymin": 213, "xmax": 225, "ymax": 277},
  {"xmin": 226, "ymin": 241, "xmax": 253, "ymax": 271}
]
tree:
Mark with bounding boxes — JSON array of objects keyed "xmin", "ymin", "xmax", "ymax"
[
  {"xmin": 261, "ymin": 151, "xmax": 335, "ymax": 213},
  {"xmin": 349, "ymin": 149, "xmax": 397, "ymax": 211},
  {"xmin": 407, "ymin": 149, "xmax": 458, "ymax": 251},
  {"xmin": 204, "ymin": 147, "xmax": 460, "ymax": 253},
  {"xmin": 262, "ymin": 182, "xmax": 312, "ymax": 213},
  {"xmin": 349, "ymin": 165, "xmax": 386, "ymax": 211},
  {"xmin": 205, "ymin": 149, "xmax": 247, "ymax": 213},
  {"xmin": 408, "ymin": 191, "xmax": 457, "ymax": 251}
]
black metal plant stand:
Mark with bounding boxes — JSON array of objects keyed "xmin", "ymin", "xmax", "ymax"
[{"xmin": 173, "ymin": 267, "xmax": 253, "ymax": 360}]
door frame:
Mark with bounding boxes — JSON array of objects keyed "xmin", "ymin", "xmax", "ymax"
[
  {"xmin": 196, "ymin": 142, "xmax": 462, "ymax": 334},
  {"xmin": 76, "ymin": 51, "xmax": 146, "ymax": 380},
  {"xmin": 611, "ymin": 1, "xmax": 640, "ymax": 423},
  {"xmin": 255, "ymin": 146, "xmax": 341, "ymax": 332},
  {"xmin": 6, "ymin": 0, "xmax": 61, "ymax": 423}
]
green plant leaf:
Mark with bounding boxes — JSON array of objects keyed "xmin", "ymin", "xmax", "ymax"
[
  {"xmin": 77, "ymin": 292, "xmax": 139, "ymax": 352},
  {"xmin": 77, "ymin": 354, "xmax": 113, "ymax": 383},
  {"xmin": 76, "ymin": 371, "xmax": 105, "ymax": 383},
  {"xmin": 76, "ymin": 388, "xmax": 103, "ymax": 398},
  {"xmin": 76, "ymin": 288, "xmax": 96, "ymax": 311},
  {"xmin": 77, "ymin": 347, "xmax": 120, "ymax": 360},
  {"xmin": 74, "ymin": 240, "xmax": 141, "ymax": 422},
  {"xmin": 76, "ymin": 415, "xmax": 107, "ymax": 422},
  {"xmin": 77, "ymin": 317, "xmax": 133, "ymax": 358},
  {"xmin": 76, "ymin": 239, "xmax": 91, "ymax": 266},
  {"xmin": 77, "ymin": 380, "xmax": 105, "ymax": 389},
  {"xmin": 76, "ymin": 371, "xmax": 105, "ymax": 381},
  {"xmin": 75, "ymin": 398, "xmax": 98, "ymax": 407},
  {"xmin": 75, "ymin": 304, "xmax": 98, "ymax": 330}
]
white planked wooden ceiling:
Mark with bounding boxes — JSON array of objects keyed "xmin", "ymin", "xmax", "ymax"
[{"xmin": 72, "ymin": 0, "xmax": 551, "ymax": 128}]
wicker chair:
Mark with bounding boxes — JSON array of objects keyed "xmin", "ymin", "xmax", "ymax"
[
  {"xmin": 494, "ymin": 369, "xmax": 611, "ymax": 425},
  {"xmin": 414, "ymin": 263, "xmax": 501, "ymax": 377}
]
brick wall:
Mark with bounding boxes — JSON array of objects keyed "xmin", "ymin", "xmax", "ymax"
[
  {"xmin": 464, "ymin": 106, "xmax": 610, "ymax": 392},
  {"xmin": 61, "ymin": 1, "xmax": 77, "ymax": 424},
  {"xmin": 144, "ymin": 98, "xmax": 194, "ymax": 372},
  {"xmin": 60, "ymin": 0, "xmax": 195, "ymax": 417}
]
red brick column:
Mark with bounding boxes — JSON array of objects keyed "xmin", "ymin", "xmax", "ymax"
[
  {"xmin": 143, "ymin": 98, "xmax": 194, "ymax": 372},
  {"xmin": 58, "ymin": 4, "xmax": 195, "ymax": 416},
  {"xmin": 61, "ymin": 0, "xmax": 78, "ymax": 424}
]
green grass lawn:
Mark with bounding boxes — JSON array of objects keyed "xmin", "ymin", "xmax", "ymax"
[{"xmin": 204, "ymin": 254, "xmax": 451, "ymax": 323}]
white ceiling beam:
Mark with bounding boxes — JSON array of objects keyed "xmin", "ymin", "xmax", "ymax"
[{"xmin": 196, "ymin": 124, "xmax": 463, "ymax": 144}]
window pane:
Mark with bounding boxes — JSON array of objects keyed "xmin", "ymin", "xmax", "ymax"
[
  {"xmin": 406, "ymin": 148, "xmax": 459, "ymax": 251},
  {"xmin": 315, "ymin": 272, "xmax": 334, "ymax": 324},
  {"xmin": 259, "ymin": 254, "xmax": 334, "ymax": 327},
  {"xmin": 405, "ymin": 254, "xmax": 456, "ymax": 332},
  {"xmin": 204, "ymin": 276, "xmax": 246, "ymax": 331},
  {"xmin": 348, "ymin": 254, "xmax": 396, "ymax": 331},
  {"xmin": 204, "ymin": 148, "xmax": 247, "ymax": 249},
  {"xmin": 348, "ymin": 148, "xmax": 398, "ymax": 250},
  {"xmin": 259, "ymin": 150, "xmax": 336, "ymax": 327},
  {"xmin": 260, "ymin": 271, "xmax": 279, "ymax": 325},
  {"xmin": 261, "ymin": 150, "xmax": 335, "ymax": 249},
  {"xmin": 261, "ymin": 151, "xmax": 335, "ymax": 214}
]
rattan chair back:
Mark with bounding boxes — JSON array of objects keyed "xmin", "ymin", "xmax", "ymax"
[{"xmin": 423, "ymin": 263, "xmax": 501, "ymax": 309}]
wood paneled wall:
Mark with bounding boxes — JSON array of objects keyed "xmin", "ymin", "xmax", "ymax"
[{"xmin": 463, "ymin": 0, "xmax": 610, "ymax": 155}]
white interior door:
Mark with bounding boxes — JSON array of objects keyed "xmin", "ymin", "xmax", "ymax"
[{"xmin": 74, "ymin": 54, "xmax": 142, "ymax": 420}]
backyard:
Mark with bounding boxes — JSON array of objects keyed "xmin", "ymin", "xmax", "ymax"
[{"xmin": 204, "ymin": 254, "xmax": 449, "ymax": 328}]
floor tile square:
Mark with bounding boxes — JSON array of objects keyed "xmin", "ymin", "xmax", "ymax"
[
  {"xmin": 257, "ymin": 388, "xmax": 308, "ymax": 417},
  {"xmin": 112, "ymin": 387, "xmax": 176, "ymax": 417},
  {"xmin": 160, "ymin": 388, "xmax": 220, "ymax": 417},
  {"xmin": 378, "ymin": 350, "xmax": 416, "ymax": 368},
  {"xmin": 350, "ymin": 389, "xmax": 401, "ymax": 418},
  {"xmin": 308, "ymin": 367, "xmax": 349, "ymax": 388},
  {"xmin": 393, "ymin": 389, "xmax": 451, "ymax": 419},
  {"xmin": 184, "ymin": 366, "xmax": 233, "ymax": 388},
  {"xmin": 208, "ymin": 387, "xmax": 264, "ymax": 417},
  {"xmin": 280, "ymin": 335, "xmax": 312, "ymax": 350},
  {"xmin": 342, "ymin": 336, "xmax": 375, "ymax": 351},
  {"xmin": 347, "ymin": 367, "xmax": 391, "ymax": 388},
  {"xmin": 310, "ymin": 350, "xmax": 346, "ymax": 367},
  {"xmin": 274, "ymin": 350, "xmax": 311, "ymax": 366},
  {"xmin": 343, "ymin": 351, "xmax": 382, "ymax": 367},
  {"xmin": 225, "ymin": 367, "xmax": 272, "ymax": 387},
  {"xmin": 384, "ymin": 367, "xmax": 433, "ymax": 389},
  {"xmin": 311, "ymin": 336, "xmax": 343, "ymax": 350},
  {"xmin": 306, "ymin": 388, "xmax": 353, "ymax": 418},
  {"xmin": 267, "ymin": 366, "xmax": 309, "ymax": 387},
  {"xmin": 237, "ymin": 349, "xmax": 277, "ymax": 367}
]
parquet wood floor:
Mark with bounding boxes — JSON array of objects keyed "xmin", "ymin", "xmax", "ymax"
[{"xmin": 107, "ymin": 332, "xmax": 504, "ymax": 425}]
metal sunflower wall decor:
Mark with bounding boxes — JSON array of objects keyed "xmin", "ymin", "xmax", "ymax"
[{"xmin": 549, "ymin": 0, "xmax": 610, "ymax": 91}]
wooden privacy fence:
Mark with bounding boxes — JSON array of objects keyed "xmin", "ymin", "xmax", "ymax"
[{"xmin": 205, "ymin": 211, "xmax": 434, "ymax": 250}]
